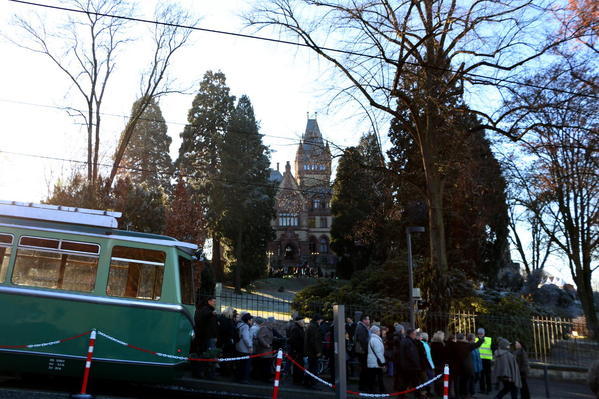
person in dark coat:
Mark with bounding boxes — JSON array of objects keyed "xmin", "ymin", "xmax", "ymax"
[
  {"xmin": 287, "ymin": 315, "xmax": 306, "ymax": 385},
  {"xmin": 216, "ymin": 307, "xmax": 237, "ymax": 376},
  {"xmin": 430, "ymin": 331, "xmax": 447, "ymax": 397},
  {"xmin": 194, "ymin": 296, "xmax": 218, "ymax": 354},
  {"xmin": 354, "ymin": 314, "xmax": 371, "ymax": 391},
  {"xmin": 400, "ymin": 328, "xmax": 424, "ymax": 398},
  {"xmin": 514, "ymin": 340, "xmax": 530, "ymax": 399},
  {"xmin": 492, "ymin": 338, "xmax": 521, "ymax": 399},
  {"xmin": 304, "ymin": 314, "xmax": 324, "ymax": 388},
  {"xmin": 392, "ymin": 323, "xmax": 406, "ymax": 391},
  {"xmin": 452, "ymin": 332, "xmax": 484, "ymax": 399}
]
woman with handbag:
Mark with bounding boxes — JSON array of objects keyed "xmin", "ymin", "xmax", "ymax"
[{"xmin": 367, "ymin": 325, "xmax": 387, "ymax": 393}]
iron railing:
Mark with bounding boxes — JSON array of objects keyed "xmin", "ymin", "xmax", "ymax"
[{"xmin": 199, "ymin": 290, "xmax": 596, "ymax": 368}]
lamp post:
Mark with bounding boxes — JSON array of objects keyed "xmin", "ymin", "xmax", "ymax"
[
  {"xmin": 266, "ymin": 250, "xmax": 274, "ymax": 276},
  {"xmin": 406, "ymin": 226, "xmax": 425, "ymax": 329}
]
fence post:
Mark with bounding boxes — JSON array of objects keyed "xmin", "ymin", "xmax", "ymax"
[
  {"xmin": 272, "ymin": 349, "xmax": 284, "ymax": 399},
  {"xmin": 71, "ymin": 329, "xmax": 96, "ymax": 399},
  {"xmin": 333, "ymin": 304, "xmax": 347, "ymax": 399},
  {"xmin": 443, "ymin": 364, "xmax": 450, "ymax": 399},
  {"xmin": 215, "ymin": 282, "xmax": 222, "ymax": 313}
]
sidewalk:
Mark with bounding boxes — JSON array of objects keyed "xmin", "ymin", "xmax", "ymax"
[{"xmin": 176, "ymin": 372, "xmax": 594, "ymax": 399}]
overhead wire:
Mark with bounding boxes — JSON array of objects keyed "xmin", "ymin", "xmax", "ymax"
[
  {"xmin": 0, "ymin": 149, "xmax": 338, "ymax": 198},
  {"xmin": 7, "ymin": 0, "xmax": 598, "ymax": 101}
]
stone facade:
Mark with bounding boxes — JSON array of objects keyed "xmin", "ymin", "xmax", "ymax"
[{"xmin": 267, "ymin": 118, "xmax": 336, "ymax": 275}]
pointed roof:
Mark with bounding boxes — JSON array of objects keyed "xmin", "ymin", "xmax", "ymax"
[{"xmin": 300, "ymin": 118, "xmax": 324, "ymax": 153}]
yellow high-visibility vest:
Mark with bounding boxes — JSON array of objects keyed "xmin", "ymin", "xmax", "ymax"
[{"xmin": 479, "ymin": 336, "xmax": 493, "ymax": 360}]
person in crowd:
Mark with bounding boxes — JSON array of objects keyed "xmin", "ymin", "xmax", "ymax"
[
  {"xmin": 431, "ymin": 331, "xmax": 447, "ymax": 397},
  {"xmin": 452, "ymin": 332, "xmax": 484, "ymax": 399},
  {"xmin": 194, "ymin": 296, "xmax": 218, "ymax": 355},
  {"xmin": 469, "ymin": 333, "xmax": 483, "ymax": 399},
  {"xmin": 477, "ymin": 328, "xmax": 494, "ymax": 395},
  {"xmin": 253, "ymin": 317, "xmax": 274, "ymax": 382},
  {"xmin": 323, "ymin": 321, "xmax": 335, "ymax": 382},
  {"xmin": 513, "ymin": 340, "xmax": 530, "ymax": 399},
  {"xmin": 235, "ymin": 312, "xmax": 254, "ymax": 384},
  {"xmin": 288, "ymin": 314, "xmax": 306, "ymax": 385},
  {"xmin": 445, "ymin": 333, "xmax": 458, "ymax": 399},
  {"xmin": 492, "ymin": 338, "xmax": 521, "ymax": 399},
  {"xmin": 216, "ymin": 307, "xmax": 237, "ymax": 376},
  {"xmin": 304, "ymin": 314, "xmax": 324, "ymax": 389},
  {"xmin": 392, "ymin": 323, "xmax": 406, "ymax": 391},
  {"xmin": 193, "ymin": 296, "xmax": 218, "ymax": 378},
  {"xmin": 400, "ymin": 328, "xmax": 424, "ymax": 398},
  {"xmin": 418, "ymin": 331, "xmax": 435, "ymax": 397},
  {"xmin": 345, "ymin": 317, "xmax": 357, "ymax": 378},
  {"xmin": 381, "ymin": 326, "xmax": 393, "ymax": 377},
  {"xmin": 250, "ymin": 316, "xmax": 263, "ymax": 343},
  {"xmin": 354, "ymin": 313, "xmax": 371, "ymax": 391},
  {"xmin": 367, "ymin": 325, "xmax": 386, "ymax": 393}
]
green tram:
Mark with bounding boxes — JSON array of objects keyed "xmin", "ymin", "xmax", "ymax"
[{"xmin": 0, "ymin": 201, "xmax": 198, "ymax": 382}]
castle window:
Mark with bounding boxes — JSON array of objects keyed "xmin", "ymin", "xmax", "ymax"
[
  {"xmin": 312, "ymin": 199, "xmax": 321, "ymax": 209},
  {"xmin": 320, "ymin": 217, "xmax": 328, "ymax": 228},
  {"xmin": 319, "ymin": 237, "xmax": 329, "ymax": 253},
  {"xmin": 279, "ymin": 213, "xmax": 299, "ymax": 227},
  {"xmin": 308, "ymin": 217, "xmax": 316, "ymax": 228},
  {"xmin": 319, "ymin": 165, "xmax": 326, "ymax": 170}
]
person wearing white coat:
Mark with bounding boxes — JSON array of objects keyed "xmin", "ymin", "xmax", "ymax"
[{"xmin": 367, "ymin": 325, "xmax": 387, "ymax": 393}]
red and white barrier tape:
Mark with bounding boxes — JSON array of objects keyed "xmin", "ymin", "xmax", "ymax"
[
  {"xmin": 0, "ymin": 330, "xmax": 91, "ymax": 349},
  {"xmin": 284, "ymin": 354, "xmax": 334, "ymax": 388},
  {"xmin": 284, "ymin": 353, "xmax": 443, "ymax": 397},
  {"xmin": 96, "ymin": 330, "xmax": 275, "ymax": 362}
]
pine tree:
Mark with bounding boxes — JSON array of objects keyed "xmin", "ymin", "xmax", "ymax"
[
  {"xmin": 176, "ymin": 71, "xmax": 235, "ymax": 280},
  {"xmin": 331, "ymin": 133, "xmax": 392, "ymax": 278},
  {"xmin": 119, "ymin": 97, "xmax": 173, "ymax": 190},
  {"xmin": 165, "ymin": 177, "xmax": 207, "ymax": 245},
  {"xmin": 215, "ymin": 95, "xmax": 275, "ymax": 291}
]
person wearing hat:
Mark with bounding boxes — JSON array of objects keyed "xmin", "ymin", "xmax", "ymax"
[
  {"xmin": 304, "ymin": 314, "xmax": 324, "ymax": 388},
  {"xmin": 492, "ymin": 338, "xmax": 521, "ymax": 399},
  {"xmin": 235, "ymin": 312, "xmax": 254, "ymax": 383}
]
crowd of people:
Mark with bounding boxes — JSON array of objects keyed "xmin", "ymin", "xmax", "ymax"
[{"xmin": 193, "ymin": 298, "xmax": 531, "ymax": 399}]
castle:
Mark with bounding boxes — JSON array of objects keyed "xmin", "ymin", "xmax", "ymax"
[{"xmin": 267, "ymin": 117, "xmax": 336, "ymax": 276}]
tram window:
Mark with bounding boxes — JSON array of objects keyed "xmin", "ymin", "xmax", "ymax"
[
  {"xmin": 178, "ymin": 256, "xmax": 195, "ymax": 305},
  {"xmin": 61, "ymin": 241, "xmax": 100, "ymax": 254},
  {"xmin": 0, "ymin": 234, "xmax": 13, "ymax": 283},
  {"xmin": 20, "ymin": 236, "xmax": 59, "ymax": 249},
  {"xmin": 107, "ymin": 246, "xmax": 165, "ymax": 301},
  {"xmin": 12, "ymin": 248, "xmax": 98, "ymax": 292}
]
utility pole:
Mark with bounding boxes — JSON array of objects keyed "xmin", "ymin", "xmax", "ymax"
[{"xmin": 333, "ymin": 305, "xmax": 347, "ymax": 399}]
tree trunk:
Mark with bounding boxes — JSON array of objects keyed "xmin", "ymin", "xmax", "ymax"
[
  {"xmin": 235, "ymin": 228, "xmax": 243, "ymax": 294},
  {"xmin": 423, "ymin": 156, "xmax": 449, "ymax": 311},
  {"xmin": 576, "ymin": 273, "xmax": 599, "ymax": 340},
  {"xmin": 212, "ymin": 236, "xmax": 222, "ymax": 282}
]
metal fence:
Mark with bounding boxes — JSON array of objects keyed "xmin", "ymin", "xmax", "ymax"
[{"xmin": 201, "ymin": 290, "xmax": 597, "ymax": 369}]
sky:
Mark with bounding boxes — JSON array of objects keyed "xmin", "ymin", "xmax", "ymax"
[{"xmin": 0, "ymin": 0, "xmax": 591, "ymax": 287}]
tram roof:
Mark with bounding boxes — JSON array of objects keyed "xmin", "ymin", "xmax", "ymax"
[{"xmin": 0, "ymin": 214, "xmax": 198, "ymax": 253}]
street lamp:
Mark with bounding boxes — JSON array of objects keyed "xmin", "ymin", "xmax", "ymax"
[
  {"xmin": 266, "ymin": 250, "xmax": 274, "ymax": 276},
  {"xmin": 406, "ymin": 226, "xmax": 425, "ymax": 329}
]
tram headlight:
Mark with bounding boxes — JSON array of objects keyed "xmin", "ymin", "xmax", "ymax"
[{"xmin": 190, "ymin": 329, "xmax": 195, "ymax": 340}]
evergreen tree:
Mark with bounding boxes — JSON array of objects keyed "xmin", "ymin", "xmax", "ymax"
[
  {"xmin": 111, "ymin": 176, "xmax": 167, "ymax": 234},
  {"xmin": 331, "ymin": 133, "xmax": 393, "ymax": 278},
  {"xmin": 388, "ymin": 111, "xmax": 510, "ymax": 285},
  {"xmin": 119, "ymin": 97, "xmax": 173, "ymax": 190},
  {"xmin": 176, "ymin": 71, "xmax": 235, "ymax": 280},
  {"xmin": 214, "ymin": 95, "xmax": 275, "ymax": 291},
  {"xmin": 164, "ymin": 177, "xmax": 207, "ymax": 245}
]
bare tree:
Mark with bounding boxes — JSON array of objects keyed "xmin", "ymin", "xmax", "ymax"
[
  {"xmin": 503, "ymin": 165, "xmax": 556, "ymax": 276},
  {"xmin": 504, "ymin": 63, "xmax": 598, "ymax": 337},
  {"xmin": 246, "ymin": 0, "xmax": 569, "ymax": 309},
  {"xmin": 11, "ymin": 0, "xmax": 131, "ymax": 189},
  {"xmin": 10, "ymin": 1, "xmax": 194, "ymax": 199},
  {"xmin": 107, "ymin": 3, "xmax": 194, "ymax": 189}
]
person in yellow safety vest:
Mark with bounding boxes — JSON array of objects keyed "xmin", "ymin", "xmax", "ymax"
[{"xmin": 477, "ymin": 328, "xmax": 494, "ymax": 395}]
